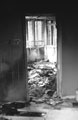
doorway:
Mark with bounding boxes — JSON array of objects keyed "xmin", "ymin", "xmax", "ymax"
[{"xmin": 25, "ymin": 15, "xmax": 58, "ymax": 103}]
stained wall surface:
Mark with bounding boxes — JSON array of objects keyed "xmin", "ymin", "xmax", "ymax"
[
  {"xmin": 61, "ymin": 14, "xmax": 78, "ymax": 96},
  {"xmin": 0, "ymin": 14, "xmax": 26, "ymax": 103}
]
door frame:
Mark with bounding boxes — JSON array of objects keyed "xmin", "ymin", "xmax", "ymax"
[
  {"xmin": 57, "ymin": 21, "xmax": 62, "ymax": 97},
  {"xmin": 23, "ymin": 13, "xmax": 62, "ymax": 101}
]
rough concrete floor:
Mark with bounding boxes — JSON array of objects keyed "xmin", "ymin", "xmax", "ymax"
[{"xmin": 1, "ymin": 99, "xmax": 78, "ymax": 120}]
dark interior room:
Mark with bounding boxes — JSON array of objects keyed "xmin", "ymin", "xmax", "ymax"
[{"xmin": 0, "ymin": 2, "xmax": 78, "ymax": 120}]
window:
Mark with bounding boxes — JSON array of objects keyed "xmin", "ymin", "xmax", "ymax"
[{"xmin": 25, "ymin": 16, "xmax": 57, "ymax": 63}]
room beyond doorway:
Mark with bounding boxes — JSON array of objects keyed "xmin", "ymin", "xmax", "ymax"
[{"xmin": 25, "ymin": 15, "xmax": 58, "ymax": 104}]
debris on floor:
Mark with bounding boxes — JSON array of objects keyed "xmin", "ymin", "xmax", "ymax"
[
  {"xmin": 27, "ymin": 60, "xmax": 76, "ymax": 109},
  {"xmin": 0, "ymin": 116, "xmax": 9, "ymax": 120},
  {"xmin": 27, "ymin": 60, "xmax": 58, "ymax": 104},
  {"xmin": 0, "ymin": 102, "xmax": 26, "ymax": 115}
]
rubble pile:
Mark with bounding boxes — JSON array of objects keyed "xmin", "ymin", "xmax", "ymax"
[{"xmin": 28, "ymin": 60, "xmax": 57, "ymax": 102}]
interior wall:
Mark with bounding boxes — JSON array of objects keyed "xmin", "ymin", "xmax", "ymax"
[
  {"xmin": 0, "ymin": 14, "xmax": 26, "ymax": 103},
  {"xmin": 61, "ymin": 14, "xmax": 78, "ymax": 96}
]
